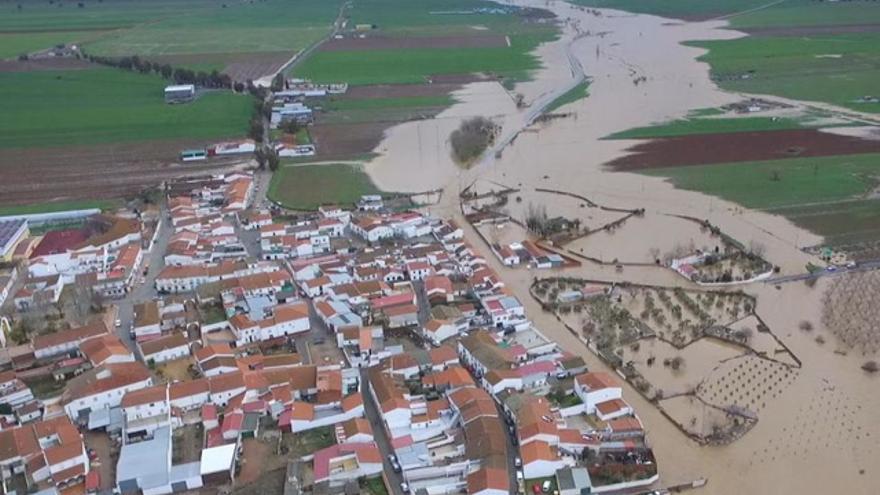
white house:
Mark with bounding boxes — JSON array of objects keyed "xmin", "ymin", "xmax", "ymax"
[
  {"xmin": 62, "ymin": 362, "xmax": 153, "ymax": 422},
  {"xmin": 140, "ymin": 332, "xmax": 190, "ymax": 364},
  {"xmin": 121, "ymin": 385, "xmax": 171, "ymax": 437},
  {"xmin": 573, "ymin": 372, "xmax": 622, "ymax": 414}
]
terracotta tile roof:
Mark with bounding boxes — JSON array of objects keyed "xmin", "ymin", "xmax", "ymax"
[
  {"xmin": 121, "ymin": 385, "xmax": 166, "ymax": 408},
  {"xmin": 521, "ymin": 440, "xmax": 557, "ymax": 464},
  {"xmin": 63, "ymin": 362, "xmax": 151, "ymax": 403},
  {"xmin": 595, "ymin": 398, "xmax": 629, "ymax": 416},
  {"xmin": 575, "ymin": 371, "xmax": 618, "ymax": 391},
  {"xmin": 341, "ymin": 417, "xmax": 372, "ymax": 438},
  {"xmin": 429, "ymin": 344, "xmax": 458, "ymax": 366},
  {"xmin": 33, "ymin": 321, "xmax": 108, "ymax": 351},
  {"xmin": 467, "ymin": 467, "xmax": 509, "ymax": 493},
  {"xmin": 208, "ymin": 371, "xmax": 245, "ymax": 393},
  {"xmin": 169, "ymin": 379, "xmax": 209, "ymax": 400},
  {"xmin": 80, "ymin": 333, "xmax": 131, "ymax": 366},
  {"xmin": 140, "ymin": 332, "xmax": 189, "ymax": 357}
]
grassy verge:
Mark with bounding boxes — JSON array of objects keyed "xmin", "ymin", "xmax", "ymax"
[
  {"xmin": 545, "ymin": 80, "xmax": 589, "ymax": 113},
  {"xmin": 268, "ymin": 163, "xmax": 382, "ymax": 210},
  {"xmin": 0, "ymin": 67, "xmax": 251, "ymax": 149},
  {"xmin": 0, "ymin": 199, "xmax": 117, "ymax": 217}
]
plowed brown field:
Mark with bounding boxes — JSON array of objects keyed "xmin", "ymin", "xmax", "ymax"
[{"xmin": 608, "ymin": 129, "xmax": 880, "ymax": 170}]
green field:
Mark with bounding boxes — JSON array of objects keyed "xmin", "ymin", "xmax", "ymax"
[
  {"xmin": 0, "ymin": 199, "xmax": 117, "ymax": 217},
  {"xmin": 0, "ymin": 67, "xmax": 251, "ymax": 149},
  {"xmin": 294, "ymin": 33, "xmax": 552, "ymax": 85},
  {"xmin": 2, "ymin": 0, "xmax": 340, "ymax": 61},
  {"xmin": 569, "ymin": 0, "xmax": 880, "ymax": 25},
  {"xmin": 0, "ymin": 31, "xmax": 104, "ymax": 59},
  {"xmin": 84, "ymin": 0, "xmax": 341, "ymax": 58},
  {"xmin": 268, "ymin": 163, "xmax": 382, "ymax": 209},
  {"xmin": 545, "ymin": 80, "xmax": 590, "ymax": 113},
  {"xmin": 642, "ymin": 153, "xmax": 880, "ymax": 243},
  {"xmin": 293, "ymin": 0, "xmax": 557, "ymax": 85},
  {"xmin": 644, "ymin": 153, "xmax": 880, "ymax": 210},
  {"xmin": 569, "ymin": 0, "xmax": 769, "ymax": 19},
  {"xmin": 692, "ymin": 33, "xmax": 880, "ymax": 113}
]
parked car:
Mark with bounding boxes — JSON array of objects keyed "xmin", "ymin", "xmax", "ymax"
[
  {"xmin": 532, "ymin": 484, "xmax": 542, "ymax": 494},
  {"xmin": 115, "ymin": 319, "xmax": 122, "ymax": 328},
  {"xmin": 400, "ymin": 482, "xmax": 410, "ymax": 494},
  {"xmin": 516, "ymin": 470, "xmax": 524, "ymax": 481},
  {"xmin": 542, "ymin": 480, "xmax": 552, "ymax": 492},
  {"xmin": 514, "ymin": 456, "xmax": 522, "ymax": 467}
]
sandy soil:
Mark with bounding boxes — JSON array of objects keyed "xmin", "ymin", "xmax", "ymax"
[{"xmin": 366, "ymin": 0, "xmax": 879, "ymax": 492}]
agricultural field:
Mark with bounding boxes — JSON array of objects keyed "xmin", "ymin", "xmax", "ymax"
[
  {"xmin": 293, "ymin": 0, "xmax": 557, "ymax": 85},
  {"xmin": 545, "ymin": 80, "xmax": 590, "ymax": 113},
  {"xmin": 533, "ymin": 278, "xmax": 799, "ymax": 443},
  {"xmin": 268, "ymin": 163, "xmax": 382, "ymax": 210},
  {"xmin": 83, "ymin": 0, "xmax": 340, "ymax": 59},
  {"xmin": 0, "ymin": 67, "xmax": 251, "ymax": 149},
  {"xmin": 570, "ymin": 0, "xmax": 880, "ymax": 25},
  {"xmin": 604, "ymin": 108, "xmax": 836, "ymax": 140},
  {"xmin": 691, "ymin": 33, "xmax": 880, "ymax": 113},
  {"xmin": 641, "ymin": 153, "xmax": 880, "ymax": 210},
  {"xmin": 640, "ymin": 153, "xmax": 880, "ymax": 247}
]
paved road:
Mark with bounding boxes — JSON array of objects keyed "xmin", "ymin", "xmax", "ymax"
[
  {"xmin": 763, "ymin": 260, "xmax": 880, "ymax": 285},
  {"xmin": 115, "ymin": 203, "xmax": 173, "ymax": 350},
  {"xmin": 359, "ymin": 368, "xmax": 405, "ymax": 495},
  {"xmin": 412, "ymin": 280, "xmax": 431, "ymax": 327}
]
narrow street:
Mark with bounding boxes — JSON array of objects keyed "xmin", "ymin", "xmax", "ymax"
[
  {"xmin": 114, "ymin": 202, "xmax": 172, "ymax": 350},
  {"xmin": 359, "ymin": 368, "xmax": 405, "ymax": 495}
]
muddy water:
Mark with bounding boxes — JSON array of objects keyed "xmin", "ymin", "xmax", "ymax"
[{"xmin": 365, "ymin": 0, "xmax": 878, "ymax": 492}]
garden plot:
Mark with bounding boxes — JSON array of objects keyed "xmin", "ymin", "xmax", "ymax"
[
  {"xmin": 567, "ymin": 212, "xmax": 720, "ymax": 264},
  {"xmin": 822, "ymin": 270, "xmax": 880, "ymax": 356},
  {"xmin": 616, "ymin": 287, "xmax": 755, "ymax": 346},
  {"xmin": 618, "ymin": 337, "xmax": 745, "ymax": 396},
  {"xmin": 696, "ymin": 355, "xmax": 798, "ymax": 416},
  {"xmin": 659, "ymin": 395, "xmax": 745, "ymax": 440}
]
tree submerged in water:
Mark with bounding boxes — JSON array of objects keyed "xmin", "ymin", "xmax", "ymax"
[{"xmin": 450, "ymin": 116, "xmax": 498, "ymax": 166}]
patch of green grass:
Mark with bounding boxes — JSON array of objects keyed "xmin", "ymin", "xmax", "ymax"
[
  {"xmin": 642, "ymin": 153, "xmax": 880, "ymax": 210},
  {"xmin": 268, "ymin": 163, "xmax": 382, "ymax": 210},
  {"xmin": 0, "ymin": 31, "xmax": 101, "ymax": 59},
  {"xmin": 692, "ymin": 33, "xmax": 880, "ymax": 113},
  {"xmin": 326, "ymin": 95, "xmax": 454, "ymax": 111},
  {"xmin": 348, "ymin": 0, "xmax": 551, "ymax": 35},
  {"xmin": 85, "ymin": 1, "xmax": 339, "ymax": 58},
  {"xmin": 731, "ymin": 1, "xmax": 880, "ymax": 28},
  {"xmin": 545, "ymin": 80, "xmax": 589, "ymax": 113},
  {"xmin": 0, "ymin": 199, "xmax": 116, "ymax": 216},
  {"xmin": 294, "ymin": 33, "xmax": 552, "ymax": 85},
  {"xmin": 295, "ymin": 127, "xmax": 311, "ymax": 145},
  {"xmin": 773, "ymin": 199, "xmax": 880, "ymax": 245},
  {"xmin": 0, "ymin": 67, "xmax": 252, "ymax": 149},
  {"xmin": 360, "ymin": 478, "xmax": 389, "ymax": 495},
  {"xmin": 569, "ymin": 0, "xmax": 768, "ymax": 19},
  {"xmin": 606, "ymin": 115, "xmax": 812, "ymax": 139},
  {"xmin": 2, "ymin": 0, "xmax": 341, "ymax": 60}
]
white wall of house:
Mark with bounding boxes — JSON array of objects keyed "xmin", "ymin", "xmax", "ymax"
[
  {"xmin": 64, "ymin": 378, "xmax": 153, "ymax": 421},
  {"xmin": 144, "ymin": 345, "xmax": 190, "ymax": 364}
]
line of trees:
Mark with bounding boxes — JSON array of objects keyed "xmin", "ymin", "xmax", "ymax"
[{"xmin": 80, "ymin": 52, "xmax": 245, "ymax": 91}]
